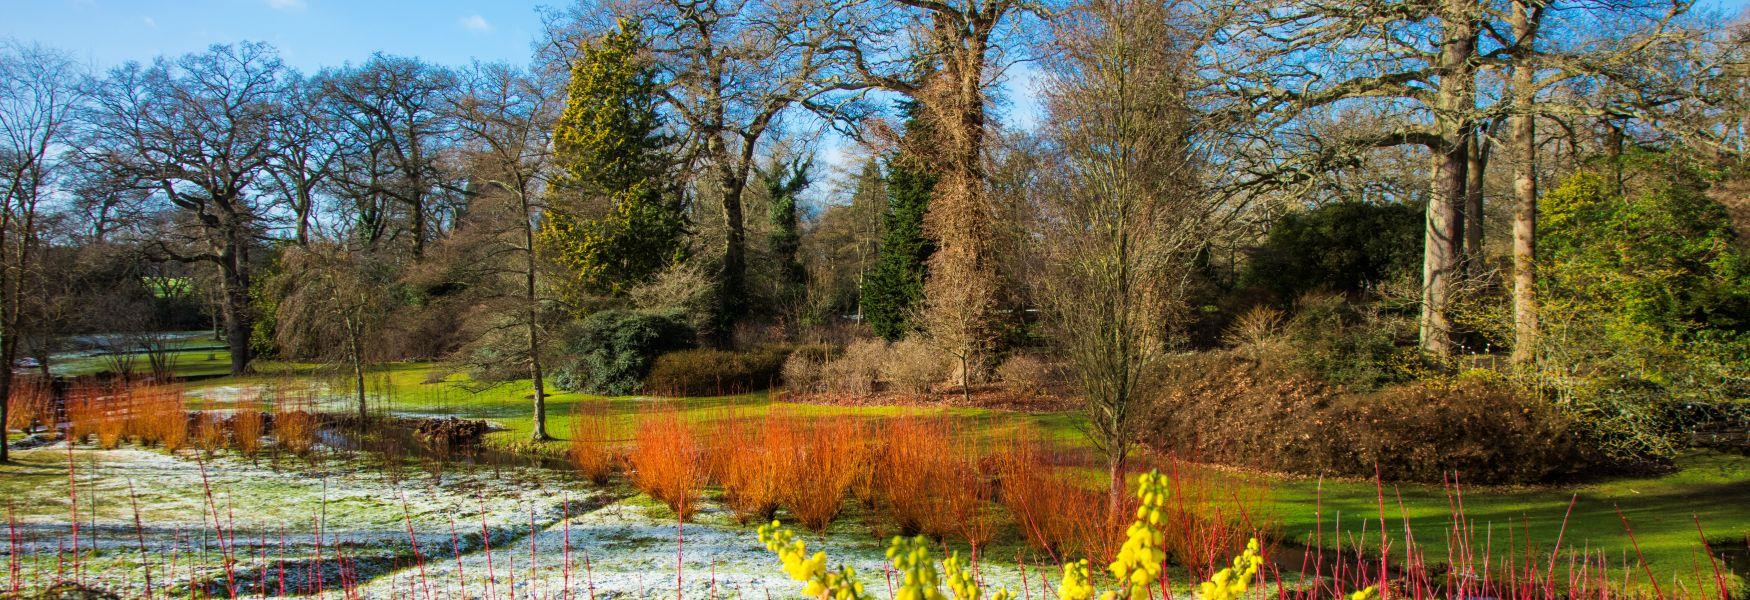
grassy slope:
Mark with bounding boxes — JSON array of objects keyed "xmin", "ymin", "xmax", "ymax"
[{"xmin": 172, "ymin": 358, "xmax": 1750, "ymax": 588}]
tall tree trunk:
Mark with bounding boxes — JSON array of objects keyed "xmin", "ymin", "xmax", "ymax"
[
  {"xmin": 219, "ymin": 220, "xmax": 254, "ymax": 376},
  {"xmin": 1509, "ymin": 0, "xmax": 1540, "ymax": 366},
  {"xmin": 410, "ymin": 199, "xmax": 427, "ymax": 260},
  {"xmin": 1465, "ymin": 123, "xmax": 1488, "ymax": 266},
  {"xmin": 351, "ymin": 328, "xmax": 367, "ymax": 421},
  {"xmin": 1420, "ymin": 0, "xmax": 1478, "ymax": 357},
  {"xmin": 524, "ymin": 203, "xmax": 550, "ymax": 441},
  {"xmin": 718, "ymin": 174, "xmax": 746, "ymax": 347}
]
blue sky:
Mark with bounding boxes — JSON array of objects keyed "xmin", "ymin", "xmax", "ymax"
[{"xmin": 0, "ymin": 0, "xmax": 548, "ymax": 71}]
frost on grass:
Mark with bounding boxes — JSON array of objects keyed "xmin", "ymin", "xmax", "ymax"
[{"xmin": 0, "ymin": 443, "xmax": 1032, "ymax": 599}]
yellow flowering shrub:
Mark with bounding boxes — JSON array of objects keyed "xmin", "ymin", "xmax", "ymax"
[
  {"xmin": 757, "ymin": 521, "xmax": 872, "ymax": 600},
  {"xmin": 1105, "ymin": 471, "xmax": 1173, "ymax": 598},
  {"xmin": 1196, "ymin": 538, "xmax": 1264, "ymax": 600},
  {"xmin": 1059, "ymin": 560, "xmax": 1096, "ymax": 600}
]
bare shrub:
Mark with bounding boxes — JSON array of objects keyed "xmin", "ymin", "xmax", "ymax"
[
  {"xmin": 821, "ymin": 339, "xmax": 884, "ymax": 395},
  {"xmin": 880, "ymin": 338, "xmax": 946, "ymax": 395},
  {"xmin": 996, "ymin": 353, "xmax": 1063, "ymax": 394},
  {"xmin": 781, "ymin": 352, "xmax": 823, "ymax": 394}
]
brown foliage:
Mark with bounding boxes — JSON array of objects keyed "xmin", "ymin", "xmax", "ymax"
[
  {"xmin": 644, "ymin": 347, "xmax": 787, "ymax": 396},
  {"xmin": 1147, "ymin": 350, "xmax": 1596, "ymax": 483}
]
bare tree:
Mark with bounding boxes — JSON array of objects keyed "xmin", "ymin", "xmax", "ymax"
[
  {"xmin": 320, "ymin": 55, "xmax": 459, "ymax": 260},
  {"xmin": 86, "ymin": 42, "xmax": 285, "ymax": 376},
  {"xmin": 268, "ymin": 73, "xmax": 342, "ymax": 246},
  {"xmin": 272, "ymin": 243, "xmax": 394, "ymax": 421},
  {"xmin": 449, "ymin": 62, "xmax": 563, "ymax": 440},
  {"xmin": 1032, "ymin": 0, "xmax": 1217, "ymax": 508},
  {"xmin": 0, "ymin": 41, "xmax": 84, "ymax": 461}
]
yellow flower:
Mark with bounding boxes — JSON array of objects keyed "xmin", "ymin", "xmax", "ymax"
[
  {"xmin": 1059, "ymin": 559, "xmax": 1096, "ymax": 600},
  {"xmin": 757, "ymin": 521, "xmax": 872, "ymax": 600},
  {"xmin": 1196, "ymin": 538, "xmax": 1264, "ymax": 600},
  {"xmin": 1107, "ymin": 471, "xmax": 1174, "ymax": 598}
]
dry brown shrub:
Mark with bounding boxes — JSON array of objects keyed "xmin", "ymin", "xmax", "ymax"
[
  {"xmin": 231, "ymin": 410, "xmax": 264, "ymax": 457},
  {"xmin": 821, "ymin": 340, "xmax": 884, "ymax": 395},
  {"xmin": 629, "ymin": 409, "xmax": 705, "ymax": 520},
  {"xmin": 881, "ymin": 338, "xmax": 946, "ymax": 395},
  {"xmin": 780, "ymin": 352, "xmax": 824, "ymax": 394},
  {"xmin": 996, "ymin": 353, "xmax": 1062, "ymax": 394},
  {"xmin": 1222, "ymin": 305, "xmax": 1287, "ymax": 355},
  {"xmin": 568, "ymin": 402, "xmax": 621, "ymax": 485}
]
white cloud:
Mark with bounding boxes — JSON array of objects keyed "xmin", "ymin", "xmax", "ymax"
[
  {"xmin": 265, "ymin": 0, "xmax": 307, "ymax": 11},
  {"xmin": 458, "ymin": 14, "xmax": 493, "ymax": 33},
  {"xmin": 142, "ymin": 16, "xmax": 158, "ymax": 29}
]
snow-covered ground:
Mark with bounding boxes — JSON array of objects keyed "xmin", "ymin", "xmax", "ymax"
[{"xmin": 0, "ymin": 442, "xmax": 1037, "ymax": 599}]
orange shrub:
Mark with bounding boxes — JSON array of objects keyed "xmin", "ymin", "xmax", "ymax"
[
  {"xmin": 129, "ymin": 384, "xmax": 189, "ymax": 451},
  {"xmin": 232, "ymin": 410, "xmax": 264, "ymax": 457},
  {"xmin": 710, "ymin": 414, "xmax": 783, "ymax": 523},
  {"xmin": 5, "ymin": 376, "xmax": 51, "ymax": 432},
  {"xmin": 780, "ymin": 416, "xmax": 871, "ymax": 531},
  {"xmin": 568, "ymin": 403, "xmax": 621, "ymax": 485},
  {"xmin": 873, "ymin": 417, "xmax": 995, "ymax": 545},
  {"xmin": 63, "ymin": 380, "xmax": 107, "ymax": 442},
  {"xmin": 274, "ymin": 408, "xmax": 317, "ymax": 457},
  {"xmin": 194, "ymin": 411, "xmax": 226, "ymax": 455},
  {"xmin": 629, "ymin": 410, "xmax": 705, "ymax": 520}
]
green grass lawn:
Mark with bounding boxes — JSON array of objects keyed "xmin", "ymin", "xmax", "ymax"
[
  {"xmin": 1265, "ymin": 451, "xmax": 1749, "ymax": 591},
  {"xmin": 170, "ymin": 359, "xmax": 1750, "ymax": 590}
]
